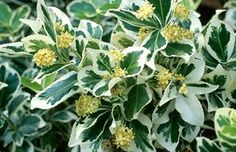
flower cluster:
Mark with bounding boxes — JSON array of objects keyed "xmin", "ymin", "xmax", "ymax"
[
  {"xmin": 174, "ymin": 4, "xmax": 190, "ymax": 20},
  {"xmin": 75, "ymin": 95, "xmax": 101, "ymax": 117},
  {"xmin": 33, "ymin": 48, "xmax": 56, "ymax": 67},
  {"xmin": 155, "ymin": 68, "xmax": 188, "ymax": 94},
  {"xmin": 155, "ymin": 68, "xmax": 173, "ymax": 89},
  {"xmin": 110, "ymin": 49, "xmax": 125, "ymax": 63},
  {"xmin": 55, "ymin": 22, "xmax": 65, "ymax": 33},
  {"xmin": 136, "ymin": 3, "xmax": 155, "ymax": 20},
  {"xmin": 112, "ymin": 66, "xmax": 127, "ymax": 78},
  {"xmin": 162, "ymin": 24, "xmax": 194, "ymax": 42},
  {"xmin": 178, "ymin": 83, "xmax": 188, "ymax": 95},
  {"xmin": 138, "ymin": 27, "xmax": 150, "ymax": 40},
  {"xmin": 57, "ymin": 32, "xmax": 74, "ymax": 49},
  {"xmin": 114, "ymin": 126, "xmax": 134, "ymax": 149}
]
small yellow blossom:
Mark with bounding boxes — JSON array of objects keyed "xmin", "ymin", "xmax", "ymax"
[
  {"xmin": 114, "ymin": 126, "xmax": 134, "ymax": 149},
  {"xmin": 173, "ymin": 73, "xmax": 186, "ymax": 82},
  {"xmin": 55, "ymin": 22, "xmax": 65, "ymax": 33},
  {"xmin": 111, "ymin": 85, "xmax": 125, "ymax": 96},
  {"xmin": 110, "ymin": 49, "xmax": 125, "ymax": 63},
  {"xmin": 33, "ymin": 48, "xmax": 56, "ymax": 67},
  {"xmin": 178, "ymin": 83, "xmax": 188, "ymax": 95},
  {"xmin": 174, "ymin": 4, "xmax": 190, "ymax": 20},
  {"xmin": 162, "ymin": 24, "xmax": 194, "ymax": 42},
  {"xmin": 57, "ymin": 32, "xmax": 74, "ymax": 49},
  {"xmin": 156, "ymin": 68, "xmax": 173, "ymax": 89},
  {"xmin": 75, "ymin": 95, "xmax": 101, "ymax": 117},
  {"xmin": 112, "ymin": 66, "xmax": 127, "ymax": 78},
  {"xmin": 136, "ymin": 3, "xmax": 155, "ymax": 20},
  {"xmin": 138, "ymin": 27, "xmax": 150, "ymax": 40}
]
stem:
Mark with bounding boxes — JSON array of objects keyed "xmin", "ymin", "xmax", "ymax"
[
  {"xmin": 34, "ymin": 146, "xmax": 45, "ymax": 152},
  {"xmin": 2, "ymin": 113, "xmax": 17, "ymax": 131}
]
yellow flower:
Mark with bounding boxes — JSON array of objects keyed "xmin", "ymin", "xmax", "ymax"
[
  {"xmin": 33, "ymin": 48, "xmax": 56, "ymax": 67},
  {"xmin": 110, "ymin": 49, "xmax": 125, "ymax": 63},
  {"xmin": 162, "ymin": 24, "xmax": 194, "ymax": 42},
  {"xmin": 178, "ymin": 83, "xmax": 188, "ymax": 95},
  {"xmin": 138, "ymin": 27, "xmax": 150, "ymax": 40},
  {"xmin": 136, "ymin": 3, "xmax": 155, "ymax": 20},
  {"xmin": 75, "ymin": 95, "xmax": 101, "ymax": 117},
  {"xmin": 112, "ymin": 66, "xmax": 127, "ymax": 78},
  {"xmin": 111, "ymin": 85, "xmax": 125, "ymax": 96},
  {"xmin": 55, "ymin": 22, "xmax": 65, "ymax": 33},
  {"xmin": 174, "ymin": 4, "xmax": 190, "ymax": 20},
  {"xmin": 57, "ymin": 32, "xmax": 74, "ymax": 49},
  {"xmin": 114, "ymin": 126, "xmax": 134, "ymax": 149},
  {"xmin": 156, "ymin": 68, "xmax": 173, "ymax": 89},
  {"xmin": 173, "ymin": 73, "xmax": 186, "ymax": 82}
]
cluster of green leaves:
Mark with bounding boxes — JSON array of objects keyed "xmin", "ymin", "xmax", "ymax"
[
  {"xmin": 0, "ymin": 63, "xmax": 78, "ymax": 152},
  {"xmin": 0, "ymin": 1, "xmax": 30, "ymax": 42},
  {"xmin": 0, "ymin": 0, "xmax": 236, "ymax": 152}
]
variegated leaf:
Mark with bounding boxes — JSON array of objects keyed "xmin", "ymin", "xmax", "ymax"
[
  {"xmin": 31, "ymin": 72, "xmax": 79, "ymax": 109},
  {"xmin": 196, "ymin": 137, "xmax": 221, "ymax": 152},
  {"xmin": 215, "ymin": 107, "xmax": 236, "ymax": 146},
  {"xmin": 124, "ymin": 84, "xmax": 152, "ymax": 120},
  {"xmin": 78, "ymin": 20, "xmax": 103, "ymax": 40}
]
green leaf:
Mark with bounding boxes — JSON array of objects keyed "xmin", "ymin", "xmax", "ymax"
[
  {"xmin": 67, "ymin": 1, "xmax": 96, "ymax": 19},
  {"xmin": 15, "ymin": 140, "xmax": 34, "ymax": 152},
  {"xmin": 187, "ymin": 81, "xmax": 218, "ymax": 95},
  {"xmin": 78, "ymin": 20, "xmax": 103, "ymax": 40},
  {"xmin": 182, "ymin": 123, "xmax": 200, "ymax": 142},
  {"xmin": 33, "ymin": 63, "xmax": 73, "ymax": 84},
  {"xmin": 205, "ymin": 18, "xmax": 235, "ymax": 62},
  {"xmin": 121, "ymin": 46, "xmax": 148, "ymax": 77},
  {"xmin": 78, "ymin": 65, "xmax": 121, "ymax": 97},
  {"xmin": 196, "ymin": 137, "xmax": 221, "ymax": 152},
  {"xmin": 182, "ymin": 0, "xmax": 202, "ymax": 10},
  {"xmin": 21, "ymin": 76, "xmax": 43, "ymax": 93},
  {"xmin": 19, "ymin": 114, "xmax": 46, "ymax": 136},
  {"xmin": 0, "ymin": 42, "xmax": 31, "ymax": 57},
  {"xmin": 110, "ymin": 32, "xmax": 134, "ymax": 50},
  {"xmin": 0, "ymin": 64, "xmax": 20, "ymax": 109},
  {"xmin": 175, "ymin": 93, "xmax": 204, "ymax": 126},
  {"xmin": 77, "ymin": 66, "xmax": 103, "ymax": 92},
  {"xmin": 88, "ymin": 49, "xmax": 113, "ymax": 75},
  {"xmin": 7, "ymin": 93, "xmax": 30, "ymax": 115},
  {"xmin": 51, "ymin": 110, "xmax": 77, "ymax": 123},
  {"xmin": 129, "ymin": 114, "xmax": 155, "ymax": 152},
  {"xmin": 152, "ymin": 101, "xmax": 175, "ymax": 124},
  {"xmin": 12, "ymin": 131, "xmax": 24, "ymax": 146},
  {"xmin": 96, "ymin": 0, "xmax": 121, "ymax": 15},
  {"xmin": 10, "ymin": 5, "xmax": 31, "ymax": 33},
  {"xmin": 215, "ymin": 107, "xmax": 236, "ymax": 146},
  {"xmin": 22, "ymin": 34, "xmax": 55, "ymax": 52},
  {"xmin": 68, "ymin": 104, "xmax": 112, "ymax": 147},
  {"xmin": 147, "ymin": 0, "xmax": 172, "ymax": 26},
  {"xmin": 163, "ymin": 41, "xmax": 194, "ymax": 60},
  {"xmin": 37, "ymin": 0, "xmax": 56, "ymax": 41},
  {"xmin": 74, "ymin": 36, "xmax": 88, "ymax": 60},
  {"xmin": 0, "ymin": 2, "xmax": 11, "ymax": 25},
  {"xmin": 41, "ymin": 72, "xmax": 57, "ymax": 88},
  {"xmin": 206, "ymin": 93, "xmax": 225, "ymax": 112},
  {"xmin": 154, "ymin": 110, "xmax": 185, "ymax": 152},
  {"xmin": 31, "ymin": 72, "xmax": 79, "ymax": 109},
  {"xmin": 159, "ymin": 82, "xmax": 178, "ymax": 106},
  {"xmin": 142, "ymin": 30, "xmax": 167, "ymax": 69},
  {"xmin": 142, "ymin": 30, "xmax": 166, "ymax": 52},
  {"xmin": 108, "ymin": 9, "xmax": 157, "ymax": 28},
  {"xmin": 124, "ymin": 84, "xmax": 152, "ymax": 120}
]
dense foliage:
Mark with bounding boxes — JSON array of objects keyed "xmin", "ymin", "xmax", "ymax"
[{"xmin": 0, "ymin": 0, "xmax": 236, "ymax": 152}]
